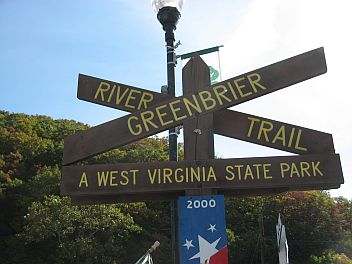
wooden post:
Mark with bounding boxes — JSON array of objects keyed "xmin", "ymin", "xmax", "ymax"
[{"xmin": 182, "ymin": 56, "xmax": 216, "ymax": 195}]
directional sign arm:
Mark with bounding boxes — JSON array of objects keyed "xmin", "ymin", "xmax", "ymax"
[
  {"xmin": 63, "ymin": 47, "xmax": 327, "ymax": 165},
  {"xmin": 214, "ymin": 109, "xmax": 335, "ymax": 154},
  {"xmin": 61, "ymin": 154, "xmax": 344, "ymax": 199},
  {"xmin": 77, "ymin": 75, "xmax": 334, "ymax": 155},
  {"xmin": 77, "ymin": 73, "xmax": 172, "ymax": 112}
]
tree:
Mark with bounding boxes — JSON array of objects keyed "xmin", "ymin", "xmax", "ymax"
[
  {"xmin": 1, "ymin": 110, "xmax": 351, "ymax": 263},
  {"xmin": 15, "ymin": 196, "xmax": 141, "ymax": 264},
  {"xmin": 224, "ymin": 192, "xmax": 351, "ymax": 263},
  {"xmin": 309, "ymin": 250, "xmax": 352, "ymax": 264}
]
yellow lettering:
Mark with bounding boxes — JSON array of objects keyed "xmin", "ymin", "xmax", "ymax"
[
  {"xmin": 280, "ymin": 163, "xmax": 290, "ymax": 178},
  {"xmin": 272, "ymin": 125, "xmax": 286, "ymax": 146},
  {"xmin": 247, "ymin": 73, "xmax": 267, "ymax": 92},
  {"xmin": 235, "ymin": 165, "xmax": 243, "ymax": 180},
  {"xmin": 137, "ymin": 92, "xmax": 154, "ymax": 110},
  {"xmin": 233, "ymin": 77, "xmax": 252, "ymax": 97},
  {"xmin": 175, "ymin": 168, "xmax": 184, "ymax": 183},
  {"xmin": 288, "ymin": 127, "xmax": 296, "ymax": 148},
  {"xmin": 163, "ymin": 168, "xmax": 173, "ymax": 183},
  {"xmin": 225, "ymin": 165, "xmax": 235, "ymax": 180},
  {"xmin": 107, "ymin": 85, "xmax": 116, "ymax": 103},
  {"xmin": 198, "ymin": 91, "xmax": 216, "ymax": 111},
  {"xmin": 295, "ymin": 129, "xmax": 307, "ymax": 151},
  {"xmin": 247, "ymin": 117, "xmax": 260, "ymax": 137},
  {"xmin": 155, "ymin": 104, "xmax": 173, "ymax": 126},
  {"xmin": 312, "ymin": 161, "xmax": 323, "ymax": 176},
  {"xmin": 120, "ymin": 170, "xmax": 129, "ymax": 185},
  {"xmin": 110, "ymin": 171, "xmax": 118, "ymax": 186},
  {"xmin": 252, "ymin": 164, "xmax": 262, "ymax": 179},
  {"xmin": 263, "ymin": 164, "xmax": 272, "ymax": 179},
  {"xmin": 97, "ymin": 171, "xmax": 109, "ymax": 186},
  {"xmin": 127, "ymin": 116, "xmax": 142, "ymax": 136},
  {"xmin": 290, "ymin": 163, "xmax": 300, "ymax": 177},
  {"xmin": 141, "ymin": 110, "xmax": 158, "ymax": 132},
  {"xmin": 213, "ymin": 85, "xmax": 232, "ymax": 105},
  {"xmin": 94, "ymin": 82, "xmax": 110, "ymax": 101},
  {"xmin": 183, "ymin": 95, "xmax": 202, "ymax": 116},
  {"xmin": 300, "ymin": 162, "xmax": 311, "ymax": 177},
  {"xmin": 190, "ymin": 167, "xmax": 201, "ymax": 182},
  {"xmin": 169, "ymin": 99, "xmax": 187, "ymax": 121},
  {"xmin": 79, "ymin": 172, "xmax": 88, "ymax": 187},
  {"xmin": 244, "ymin": 165, "xmax": 254, "ymax": 180},
  {"xmin": 115, "ymin": 86, "xmax": 129, "ymax": 105},
  {"xmin": 258, "ymin": 120, "xmax": 273, "ymax": 142},
  {"xmin": 148, "ymin": 169, "xmax": 157, "ymax": 184},
  {"xmin": 125, "ymin": 89, "xmax": 141, "ymax": 109},
  {"xmin": 226, "ymin": 81, "xmax": 239, "ymax": 100},
  {"xmin": 207, "ymin": 166, "xmax": 217, "ymax": 181},
  {"xmin": 130, "ymin": 169, "xmax": 138, "ymax": 185}
]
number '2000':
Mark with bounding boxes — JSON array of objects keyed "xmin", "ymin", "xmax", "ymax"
[{"xmin": 187, "ymin": 199, "xmax": 216, "ymax": 209}]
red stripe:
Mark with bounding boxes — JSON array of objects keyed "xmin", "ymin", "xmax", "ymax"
[{"xmin": 210, "ymin": 246, "xmax": 228, "ymax": 264}]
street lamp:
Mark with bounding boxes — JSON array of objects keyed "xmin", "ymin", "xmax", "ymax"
[
  {"xmin": 152, "ymin": 0, "xmax": 183, "ymax": 29},
  {"xmin": 152, "ymin": 2, "xmax": 184, "ymax": 263},
  {"xmin": 152, "ymin": 0, "xmax": 184, "ymax": 162}
]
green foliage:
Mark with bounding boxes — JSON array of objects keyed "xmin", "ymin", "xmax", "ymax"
[
  {"xmin": 225, "ymin": 192, "xmax": 352, "ymax": 263},
  {"xmin": 14, "ymin": 196, "xmax": 141, "ymax": 264},
  {"xmin": 262, "ymin": 191, "xmax": 352, "ymax": 263},
  {"xmin": 0, "ymin": 110, "xmax": 88, "ymax": 182},
  {"xmin": 0, "ymin": 110, "xmax": 351, "ymax": 263},
  {"xmin": 309, "ymin": 250, "xmax": 352, "ymax": 264},
  {"xmin": 88, "ymin": 137, "xmax": 169, "ymax": 164},
  {"xmin": 0, "ymin": 111, "xmax": 173, "ymax": 263},
  {"xmin": 225, "ymin": 196, "xmax": 269, "ymax": 263}
]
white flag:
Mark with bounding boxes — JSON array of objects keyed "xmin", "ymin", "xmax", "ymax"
[
  {"xmin": 180, "ymin": 46, "xmax": 223, "ymax": 85},
  {"xmin": 276, "ymin": 214, "xmax": 289, "ymax": 264},
  {"xmin": 134, "ymin": 252, "xmax": 153, "ymax": 264},
  {"xmin": 200, "ymin": 52, "xmax": 222, "ymax": 85}
]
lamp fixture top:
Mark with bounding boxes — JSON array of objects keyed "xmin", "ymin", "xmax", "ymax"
[{"xmin": 152, "ymin": 0, "xmax": 184, "ymax": 14}]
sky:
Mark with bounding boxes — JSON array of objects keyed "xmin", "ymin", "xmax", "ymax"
[{"xmin": 0, "ymin": 0, "xmax": 351, "ymax": 199}]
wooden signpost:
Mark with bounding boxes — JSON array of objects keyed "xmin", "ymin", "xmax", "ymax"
[
  {"xmin": 77, "ymin": 74, "xmax": 334, "ymax": 155},
  {"xmin": 63, "ymin": 47, "xmax": 327, "ymax": 165},
  {"xmin": 61, "ymin": 47, "xmax": 343, "ymax": 205},
  {"xmin": 61, "ymin": 154, "xmax": 343, "ymax": 197}
]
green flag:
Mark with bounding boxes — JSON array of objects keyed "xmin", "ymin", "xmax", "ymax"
[{"xmin": 180, "ymin": 45, "xmax": 223, "ymax": 85}]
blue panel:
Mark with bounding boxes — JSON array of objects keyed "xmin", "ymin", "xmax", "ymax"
[{"xmin": 178, "ymin": 195, "xmax": 228, "ymax": 264}]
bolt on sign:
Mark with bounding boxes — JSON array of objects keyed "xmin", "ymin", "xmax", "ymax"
[{"xmin": 61, "ymin": 47, "xmax": 344, "ymax": 204}]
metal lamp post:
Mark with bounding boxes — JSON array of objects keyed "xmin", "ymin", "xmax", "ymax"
[
  {"xmin": 152, "ymin": 1, "xmax": 184, "ymax": 263},
  {"xmin": 152, "ymin": 0, "xmax": 184, "ymax": 162}
]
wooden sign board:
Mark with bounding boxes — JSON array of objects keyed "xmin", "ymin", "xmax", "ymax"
[
  {"xmin": 77, "ymin": 76, "xmax": 334, "ymax": 155},
  {"xmin": 61, "ymin": 154, "xmax": 343, "ymax": 202},
  {"xmin": 77, "ymin": 74, "xmax": 171, "ymax": 112},
  {"xmin": 63, "ymin": 47, "xmax": 327, "ymax": 165},
  {"xmin": 214, "ymin": 109, "xmax": 335, "ymax": 155}
]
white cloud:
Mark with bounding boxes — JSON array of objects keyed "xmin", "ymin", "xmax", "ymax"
[
  {"xmin": 142, "ymin": 0, "xmax": 352, "ymax": 198},
  {"xmin": 180, "ymin": 0, "xmax": 352, "ymax": 198}
]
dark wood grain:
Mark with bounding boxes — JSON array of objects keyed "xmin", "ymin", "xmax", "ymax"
[
  {"xmin": 214, "ymin": 109, "xmax": 335, "ymax": 154},
  {"xmin": 182, "ymin": 56, "xmax": 214, "ymax": 160},
  {"xmin": 63, "ymin": 47, "xmax": 327, "ymax": 165},
  {"xmin": 182, "ymin": 56, "xmax": 215, "ymax": 196},
  {"xmin": 61, "ymin": 154, "xmax": 343, "ymax": 200}
]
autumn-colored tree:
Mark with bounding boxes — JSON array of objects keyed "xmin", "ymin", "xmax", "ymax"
[{"xmin": 0, "ymin": 110, "xmax": 351, "ymax": 263}]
